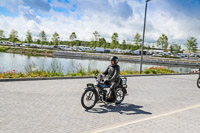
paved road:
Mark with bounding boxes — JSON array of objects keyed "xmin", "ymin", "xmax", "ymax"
[{"xmin": 0, "ymin": 75, "xmax": 200, "ymax": 133}]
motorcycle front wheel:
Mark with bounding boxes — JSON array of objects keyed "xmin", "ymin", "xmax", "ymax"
[{"xmin": 81, "ymin": 89, "xmax": 97, "ymax": 110}]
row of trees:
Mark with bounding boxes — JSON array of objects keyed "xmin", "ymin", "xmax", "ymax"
[
  {"xmin": 0, "ymin": 29, "xmax": 198, "ymax": 54},
  {"xmin": 156, "ymin": 34, "xmax": 198, "ymax": 55}
]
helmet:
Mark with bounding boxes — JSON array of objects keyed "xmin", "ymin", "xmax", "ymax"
[{"xmin": 110, "ymin": 56, "xmax": 119, "ymax": 64}]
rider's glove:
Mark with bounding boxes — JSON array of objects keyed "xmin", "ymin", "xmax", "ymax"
[{"xmin": 104, "ymin": 79, "xmax": 111, "ymax": 85}]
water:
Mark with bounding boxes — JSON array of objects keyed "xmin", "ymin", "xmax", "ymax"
[{"xmin": 0, "ymin": 52, "xmax": 196, "ymax": 74}]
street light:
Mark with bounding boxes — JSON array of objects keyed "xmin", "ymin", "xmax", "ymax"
[{"xmin": 140, "ymin": 0, "xmax": 152, "ymax": 74}]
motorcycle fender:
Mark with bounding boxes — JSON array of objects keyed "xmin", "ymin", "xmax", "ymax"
[
  {"xmin": 84, "ymin": 87, "xmax": 94, "ymax": 91},
  {"xmin": 84, "ymin": 87, "xmax": 99, "ymax": 100},
  {"xmin": 84, "ymin": 87, "xmax": 97, "ymax": 93}
]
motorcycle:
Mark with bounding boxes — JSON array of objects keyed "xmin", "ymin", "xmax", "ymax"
[{"xmin": 81, "ymin": 74, "xmax": 128, "ymax": 110}]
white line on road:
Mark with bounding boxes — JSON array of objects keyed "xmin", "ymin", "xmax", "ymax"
[{"xmin": 89, "ymin": 104, "xmax": 200, "ymax": 133}]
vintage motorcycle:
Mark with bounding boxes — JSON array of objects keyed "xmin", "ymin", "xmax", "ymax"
[{"xmin": 81, "ymin": 74, "xmax": 128, "ymax": 110}]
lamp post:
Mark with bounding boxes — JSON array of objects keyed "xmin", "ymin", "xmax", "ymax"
[{"xmin": 140, "ymin": 0, "xmax": 152, "ymax": 74}]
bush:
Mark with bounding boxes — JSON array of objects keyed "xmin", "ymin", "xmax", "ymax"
[
  {"xmin": 0, "ymin": 46, "xmax": 10, "ymax": 52},
  {"xmin": 120, "ymin": 68, "xmax": 140, "ymax": 75},
  {"xmin": 143, "ymin": 67, "xmax": 175, "ymax": 74}
]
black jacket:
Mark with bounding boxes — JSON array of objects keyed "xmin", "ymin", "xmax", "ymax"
[{"xmin": 103, "ymin": 64, "xmax": 120, "ymax": 82}]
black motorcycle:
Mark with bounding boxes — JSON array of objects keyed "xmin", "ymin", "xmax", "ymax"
[{"xmin": 81, "ymin": 74, "xmax": 128, "ymax": 110}]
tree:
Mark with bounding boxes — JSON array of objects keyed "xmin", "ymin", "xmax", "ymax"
[
  {"xmin": 152, "ymin": 44, "xmax": 155, "ymax": 49},
  {"xmin": 147, "ymin": 44, "xmax": 151, "ymax": 50},
  {"xmin": 39, "ymin": 30, "xmax": 47, "ymax": 45},
  {"xmin": 36, "ymin": 39, "xmax": 41, "ymax": 44},
  {"xmin": 157, "ymin": 34, "xmax": 168, "ymax": 52},
  {"xmin": 9, "ymin": 29, "xmax": 18, "ymax": 43},
  {"xmin": 185, "ymin": 37, "xmax": 198, "ymax": 57},
  {"xmin": 69, "ymin": 32, "xmax": 77, "ymax": 41},
  {"xmin": 51, "ymin": 32, "xmax": 60, "ymax": 45},
  {"xmin": 0, "ymin": 30, "xmax": 5, "ymax": 40},
  {"xmin": 111, "ymin": 32, "xmax": 119, "ymax": 49},
  {"xmin": 25, "ymin": 30, "xmax": 33, "ymax": 43},
  {"xmin": 99, "ymin": 38, "xmax": 106, "ymax": 48},
  {"xmin": 93, "ymin": 31, "xmax": 100, "ymax": 41},
  {"xmin": 170, "ymin": 43, "xmax": 181, "ymax": 54},
  {"xmin": 121, "ymin": 40, "xmax": 126, "ymax": 50},
  {"xmin": 69, "ymin": 32, "xmax": 77, "ymax": 46},
  {"xmin": 133, "ymin": 33, "xmax": 142, "ymax": 48}
]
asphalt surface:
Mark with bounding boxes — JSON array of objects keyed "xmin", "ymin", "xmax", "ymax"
[{"xmin": 0, "ymin": 75, "xmax": 200, "ymax": 133}]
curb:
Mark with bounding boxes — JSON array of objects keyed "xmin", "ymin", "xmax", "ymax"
[{"xmin": 0, "ymin": 73, "xmax": 197, "ymax": 82}]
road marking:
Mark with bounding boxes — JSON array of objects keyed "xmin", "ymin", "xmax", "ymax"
[{"xmin": 90, "ymin": 104, "xmax": 200, "ymax": 133}]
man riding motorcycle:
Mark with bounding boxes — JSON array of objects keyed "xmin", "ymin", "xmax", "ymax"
[{"xmin": 102, "ymin": 56, "xmax": 120, "ymax": 102}]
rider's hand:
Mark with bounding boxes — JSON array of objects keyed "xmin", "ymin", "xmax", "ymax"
[{"xmin": 104, "ymin": 79, "xmax": 111, "ymax": 84}]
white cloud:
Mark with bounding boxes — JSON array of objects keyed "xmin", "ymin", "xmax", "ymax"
[{"xmin": 0, "ymin": 0, "xmax": 200, "ymax": 48}]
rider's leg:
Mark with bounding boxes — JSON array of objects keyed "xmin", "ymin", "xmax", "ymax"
[{"xmin": 110, "ymin": 80, "xmax": 120, "ymax": 101}]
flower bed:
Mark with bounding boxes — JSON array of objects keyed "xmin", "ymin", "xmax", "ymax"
[{"xmin": 143, "ymin": 67, "xmax": 175, "ymax": 74}]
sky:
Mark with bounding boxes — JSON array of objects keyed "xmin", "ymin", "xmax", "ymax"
[{"xmin": 0, "ymin": 0, "xmax": 200, "ymax": 47}]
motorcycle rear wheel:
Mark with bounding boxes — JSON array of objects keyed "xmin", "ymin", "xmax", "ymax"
[{"xmin": 115, "ymin": 87, "xmax": 125, "ymax": 104}]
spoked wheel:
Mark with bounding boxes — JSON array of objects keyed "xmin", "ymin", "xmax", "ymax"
[
  {"xmin": 197, "ymin": 78, "xmax": 200, "ymax": 88},
  {"xmin": 81, "ymin": 89, "xmax": 97, "ymax": 110},
  {"xmin": 115, "ymin": 88, "xmax": 125, "ymax": 104}
]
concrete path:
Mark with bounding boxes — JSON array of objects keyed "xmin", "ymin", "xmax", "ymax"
[{"xmin": 0, "ymin": 75, "xmax": 200, "ymax": 133}]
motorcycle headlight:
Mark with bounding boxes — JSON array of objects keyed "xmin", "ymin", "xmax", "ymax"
[{"xmin": 94, "ymin": 81, "xmax": 98, "ymax": 86}]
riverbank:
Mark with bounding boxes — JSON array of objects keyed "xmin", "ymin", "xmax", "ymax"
[
  {"xmin": 54, "ymin": 51, "xmax": 200, "ymax": 67},
  {"xmin": 0, "ymin": 46, "xmax": 53, "ymax": 57},
  {"xmin": 1, "ymin": 45, "xmax": 200, "ymax": 67}
]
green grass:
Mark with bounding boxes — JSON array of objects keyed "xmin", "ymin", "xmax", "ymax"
[
  {"xmin": 143, "ymin": 67, "xmax": 176, "ymax": 74},
  {"xmin": 0, "ymin": 46, "xmax": 10, "ymax": 52},
  {"xmin": 0, "ymin": 46, "xmax": 53, "ymax": 56}
]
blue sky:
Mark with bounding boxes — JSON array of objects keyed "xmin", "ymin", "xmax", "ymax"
[{"xmin": 0, "ymin": 0, "xmax": 200, "ymax": 46}]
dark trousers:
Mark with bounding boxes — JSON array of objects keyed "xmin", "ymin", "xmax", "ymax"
[{"xmin": 109, "ymin": 79, "xmax": 120, "ymax": 101}]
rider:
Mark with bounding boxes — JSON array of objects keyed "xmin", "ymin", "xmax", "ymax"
[{"xmin": 103, "ymin": 56, "xmax": 120, "ymax": 102}]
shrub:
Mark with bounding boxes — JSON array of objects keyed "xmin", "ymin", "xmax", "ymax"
[
  {"xmin": 143, "ymin": 67, "xmax": 175, "ymax": 74},
  {"xmin": 0, "ymin": 46, "xmax": 10, "ymax": 52}
]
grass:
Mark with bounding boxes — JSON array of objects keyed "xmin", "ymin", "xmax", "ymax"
[
  {"xmin": 0, "ymin": 46, "xmax": 53, "ymax": 56},
  {"xmin": 0, "ymin": 46, "xmax": 10, "ymax": 52},
  {"xmin": 0, "ymin": 63, "xmax": 177, "ymax": 79}
]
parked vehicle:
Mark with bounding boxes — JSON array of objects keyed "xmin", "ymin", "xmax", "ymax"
[
  {"xmin": 95, "ymin": 47, "xmax": 104, "ymax": 53},
  {"xmin": 104, "ymin": 49, "xmax": 111, "ymax": 53},
  {"xmin": 146, "ymin": 51, "xmax": 153, "ymax": 55},
  {"xmin": 81, "ymin": 74, "xmax": 128, "ymax": 110},
  {"xmin": 81, "ymin": 47, "xmax": 91, "ymax": 52},
  {"xmin": 0, "ymin": 41, "xmax": 10, "ymax": 45},
  {"xmin": 132, "ymin": 50, "xmax": 147, "ymax": 55},
  {"xmin": 7, "ymin": 42, "xmax": 14, "ymax": 46},
  {"xmin": 29, "ymin": 44, "xmax": 42, "ymax": 48},
  {"xmin": 72, "ymin": 46, "xmax": 78, "ymax": 51},
  {"xmin": 57, "ymin": 45, "xmax": 68, "ymax": 49},
  {"xmin": 123, "ymin": 50, "xmax": 131, "ymax": 54},
  {"xmin": 15, "ymin": 43, "xmax": 22, "ymax": 46},
  {"xmin": 190, "ymin": 53, "xmax": 197, "ymax": 57},
  {"xmin": 41, "ymin": 45, "xmax": 54, "ymax": 49},
  {"xmin": 21, "ymin": 43, "xmax": 30, "ymax": 47},
  {"xmin": 113, "ymin": 48, "xmax": 122, "ymax": 53}
]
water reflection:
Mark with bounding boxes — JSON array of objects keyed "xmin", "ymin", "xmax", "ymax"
[{"xmin": 0, "ymin": 52, "xmax": 197, "ymax": 74}]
